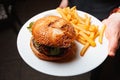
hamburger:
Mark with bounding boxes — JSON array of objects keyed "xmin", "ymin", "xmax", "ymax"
[{"xmin": 29, "ymin": 15, "xmax": 76, "ymax": 61}]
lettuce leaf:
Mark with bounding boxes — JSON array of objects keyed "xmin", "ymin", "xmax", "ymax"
[{"xmin": 27, "ymin": 22, "xmax": 34, "ymax": 32}]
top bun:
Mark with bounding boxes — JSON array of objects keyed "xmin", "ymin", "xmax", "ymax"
[{"xmin": 32, "ymin": 16, "xmax": 76, "ymax": 48}]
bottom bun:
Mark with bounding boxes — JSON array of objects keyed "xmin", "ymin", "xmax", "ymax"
[{"xmin": 30, "ymin": 38, "xmax": 77, "ymax": 62}]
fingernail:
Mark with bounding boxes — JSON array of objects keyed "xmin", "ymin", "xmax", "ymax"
[{"xmin": 108, "ymin": 51, "xmax": 115, "ymax": 57}]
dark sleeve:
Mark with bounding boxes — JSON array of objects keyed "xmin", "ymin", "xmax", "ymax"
[{"xmin": 68, "ymin": 0, "xmax": 120, "ymax": 20}]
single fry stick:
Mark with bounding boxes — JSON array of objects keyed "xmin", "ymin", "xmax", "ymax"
[
  {"xmin": 80, "ymin": 43, "xmax": 90, "ymax": 56},
  {"xmin": 89, "ymin": 32, "xmax": 95, "ymax": 39},
  {"xmin": 85, "ymin": 14, "xmax": 91, "ymax": 26},
  {"xmin": 99, "ymin": 24, "xmax": 106, "ymax": 44}
]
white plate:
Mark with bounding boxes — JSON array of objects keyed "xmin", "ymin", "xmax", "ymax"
[{"xmin": 17, "ymin": 9, "xmax": 108, "ymax": 76}]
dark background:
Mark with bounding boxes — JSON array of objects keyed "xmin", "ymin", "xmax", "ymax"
[{"xmin": 1, "ymin": 0, "xmax": 120, "ymax": 80}]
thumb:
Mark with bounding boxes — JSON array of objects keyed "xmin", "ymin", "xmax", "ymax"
[
  {"xmin": 108, "ymin": 37, "xmax": 119, "ymax": 56},
  {"xmin": 59, "ymin": 0, "xmax": 68, "ymax": 8}
]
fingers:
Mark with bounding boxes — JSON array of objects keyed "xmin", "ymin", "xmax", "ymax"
[{"xmin": 108, "ymin": 37, "xmax": 119, "ymax": 56}]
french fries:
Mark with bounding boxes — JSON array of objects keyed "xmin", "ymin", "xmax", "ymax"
[
  {"xmin": 56, "ymin": 6, "xmax": 105, "ymax": 56},
  {"xmin": 80, "ymin": 43, "xmax": 90, "ymax": 56}
]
